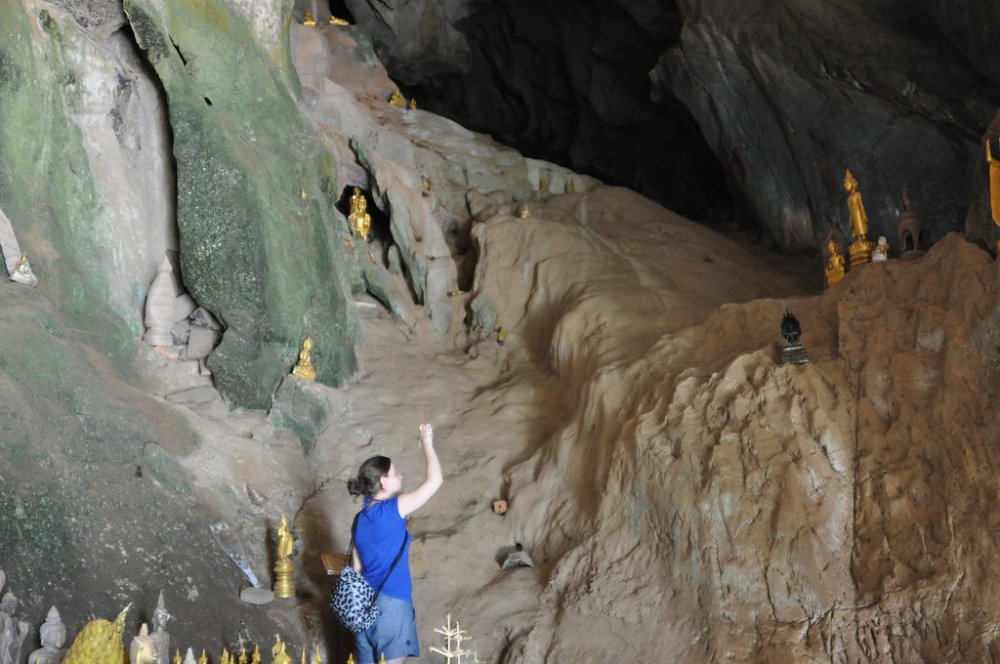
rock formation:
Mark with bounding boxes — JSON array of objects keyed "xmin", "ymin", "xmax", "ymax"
[{"xmin": 342, "ymin": 0, "xmax": 1000, "ymax": 248}]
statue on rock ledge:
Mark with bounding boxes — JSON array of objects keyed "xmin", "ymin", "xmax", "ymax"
[
  {"xmin": 843, "ymin": 168, "xmax": 873, "ymax": 267},
  {"xmin": 9, "ymin": 253, "xmax": 37, "ymax": 287},
  {"xmin": 292, "ymin": 337, "xmax": 316, "ymax": 382},
  {"xmin": 824, "ymin": 239, "xmax": 845, "ymax": 287},
  {"xmin": 348, "ymin": 187, "xmax": 372, "ymax": 242}
]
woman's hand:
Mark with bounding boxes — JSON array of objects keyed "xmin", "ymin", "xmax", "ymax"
[{"xmin": 419, "ymin": 423, "xmax": 434, "ymax": 447}]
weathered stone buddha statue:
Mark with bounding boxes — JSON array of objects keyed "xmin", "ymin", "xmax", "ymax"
[
  {"xmin": 824, "ymin": 239, "xmax": 846, "ymax": 287},
  {"xmin": 150, "ymin": 591, "xmax": 171, "ymax": 664},
  {"xmin": 843, "ymin": 168, "xmax": 873, "ymax": 266},
  {"xmin": 871, "ymin": 236, "xmax": 889, "ymax": 262},
  {"xmin": 0, "ymin": 589, "xmax": 30, "ymax": 664},
  {"xmin": 291, "ymin": 337, "xmax": 316, "ymax": 381},
  {"xmin": 27, "ymin": 606, "xmax": 65, "ymax": 664}
]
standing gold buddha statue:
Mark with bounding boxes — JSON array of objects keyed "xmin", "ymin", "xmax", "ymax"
[{"xmin": 844, "ymin": 168, "xmax": 873, "ymax": 267}]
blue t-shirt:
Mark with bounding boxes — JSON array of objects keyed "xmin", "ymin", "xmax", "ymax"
[{"xmin": 355, "ymin": 496, "xmax": 412, "ymax": 602}]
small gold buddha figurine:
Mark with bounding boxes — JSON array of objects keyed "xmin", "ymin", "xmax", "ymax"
[
  {"xmin": 389, "ymin": 90, "xmax": 405, "ymax": 108},
  {"xmin": 303, "ymin": 10, "xmax": 316, "ymax": 26},
  {"xmin": 843, "ymin": 168, "xmax": 873, "ymax": 267},
  {"xmin": 252, "ymin": 645, "xmax": 261, "ymax": 664},
  {"xmin": 292, "ymin": 337, "xmax": 316, "ymax": 381},
  {"xmin": 10, "ymin": 252, "xmax": 38, "ymax": 286},
  {"xmin": 986, "ymin": 138, "xmax": 1000, "ymax": 226},
  {"xmin": 824, "ymin": 239, "xmax": 846, "ymax": 287},
  {"xmin": 346, "ymin": 654, "xmax": 355, "ymax": 664},
  {"xmin": 516, "ymin": 202, "xmax": 530, "ymax": 218},
  {"xmin": 312, "ymin": 647, "xmax": 322, "ymax": 664},
  {"xmin": 174, "ymin": 650, "xmax": 182, "ymax": 664},
  {"xmin": 199, "ymin": 650, "xmax": 208, "ymax": 664},
  {"xmin": 274, "ymin": 515, "xmax": 296, "ymax": 599},
  {"xmin": 271, "ymin": 636, "xmax": 292, "ymax": 664},
  {"xmin": 221, "ymin": 648, "xmax": 231, "ymax": 664},
  {"xmin": 329, "ymin": 15, "xmax": 349, "ymax": 25},
  {"xmin": 408, "ymin": 98, "xmax": 417, "ymax": 110},
  {"xmin": 239, "ymin": 648, "xmax": 248, "ymax": 664},
  {"xmin": 348, "ymin": 188, "xmax": 372, "ymax": 242},
  {"xmin": 278, "ymin": 515, "xmax": 293, "ymax": 558}
]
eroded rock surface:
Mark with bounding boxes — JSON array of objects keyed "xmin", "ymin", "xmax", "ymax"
[{"xmin": 344, "ymin": 0, "xmax": 1000, "ymax": 248}]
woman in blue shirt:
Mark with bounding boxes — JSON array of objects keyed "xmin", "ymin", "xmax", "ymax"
[{"xmin": 347, "ymin": 423, "xmax": 443, "ymax": 664}]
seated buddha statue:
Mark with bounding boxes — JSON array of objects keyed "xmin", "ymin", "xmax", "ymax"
[
  {"xmin": 292, "ymin": 337, "xmax": 316, "ymax": 381},
  {"xmin": 824, "ymin": 239, "xmax": 846, "ymax": 287},
  {"xmin": 348, "ymin": 190, "xmax": 372, "ymax": 242}
]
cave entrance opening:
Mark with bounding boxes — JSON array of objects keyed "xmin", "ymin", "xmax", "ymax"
[{"xmin": 326, "ymin": 0, "xmax": 355, "ymax": 23}]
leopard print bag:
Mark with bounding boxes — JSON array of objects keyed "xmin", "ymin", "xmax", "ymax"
[{"xmin": 331, "ymin": 566, "xmax": 380, "ymax": 633}]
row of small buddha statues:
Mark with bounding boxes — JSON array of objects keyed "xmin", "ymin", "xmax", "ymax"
[
  {"xmin": 0, "ymin": 569, "xmax": 365, "ymax": 664},
  {"xmin": 302, "ymin": 10, "xmax": 349, "ymax": 27},
  {"xmin": 824, "ymin": 170, "xmax": 926, "ymax": 287}
]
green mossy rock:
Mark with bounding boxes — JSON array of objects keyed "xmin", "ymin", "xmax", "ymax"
[
  {"xmin": 126, "ymin": 0, "xmax": 359, "ymax": 409},
  {"xmin": 0, "ymin": 5, "xmax": 135, "ymax": 359}
]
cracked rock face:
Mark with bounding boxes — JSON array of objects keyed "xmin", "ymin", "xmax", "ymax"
[
  {"xmin": 345, "ymin": 0, "xmax": 1000, "ymax": 248},
  {"xmin": 39, "ymin": 0, "xmax": 127, "ymax": 39}
]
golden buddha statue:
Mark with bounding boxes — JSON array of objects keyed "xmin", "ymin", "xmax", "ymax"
[
  {"xmin": 329, "ymin": 15, "xmax": 349, "ymax": 25},
  {"xmin": 252, "ymin": 646, "xmax": 261, "ymax": 664},
  {"xmin": 313, "ymin": 648, "xmax": 322, "ymax": 664},
  {"xmin": 348, "ymin": 188, "xmax": 372, "ymax": 242},
  {"xmin": 303, "ymin": 10, "xmax": 316, "ymax": 26},
  {"xmin": 408, "ymin": 98, "xmax": 417, "ymax": 110},
  {"xmin": 985, "ymin": 140, "xmax": 1000, "ymax": 252},
  {"xmin": 824, "ymin": 239, "xmax": 846, "ymax": 287},
  {"xmin": 843, "ymin": 168, "xmax": 873, "ymax": 266},
  {"xmin": 174, "ymin": 651, "xmax": 182, "ymax": 664},
  {"xmin": 274, "ymin": 515, "xmax": 296, "ymax": 598},
  {"xmin": 389, "ymin": 90, "xmax": 405, "ymax": 108},
  {"xmin": 271, "ymin": 637, "xmax": 292, "ymax": 664},
  {"xmin": 292, "ymin": 337, "xmax": 316, "ymax": 381},
  {"xmin": 239, "ymin": 648, "xmax": 248, "ymax": 664},
  {"xmin": 277, "ymin": 515, "xmax": 293, "ymax": 559},
  {"xmin": 198, "ymin": 650, "xmax": 208, "ymax": 664}
]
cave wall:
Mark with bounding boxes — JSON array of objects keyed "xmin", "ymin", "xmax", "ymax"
[
  {"xmin": 125, "ymin": 0, "xmax": 360, "ymax": 409},
  {"xmin": 0, "ymin": 1, "xmax": 173, "ymax": 350},
  {"xmin": 344, "ymin": 0, "xmax": 1000, "ymax": 250}
]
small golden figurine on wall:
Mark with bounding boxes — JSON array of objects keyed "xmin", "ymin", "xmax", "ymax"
[
  {"xmin": 389, "ymin": 90, "xmax": 405, "ymax": 108},
  {"xmin": 824, "ymin": 239, "xmax": 846, "ymax": 287},
  {"xmin": 843, "ymin": 168, "xmax": 873, "ymax": 267},
  {"xmin": 985, "ymin": 138, "xmax": 1000, "ymax": 253},
  {"xmin": 303, "ymin": 10, "xmax": 316, "ymax": 26},
  {"xmin": 348, "ymin": 187, "xmax": 372, "ymax": 242},
  {"xmin": 292, "ymin": 337, "xmax": 316, "ymax": 381}
]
